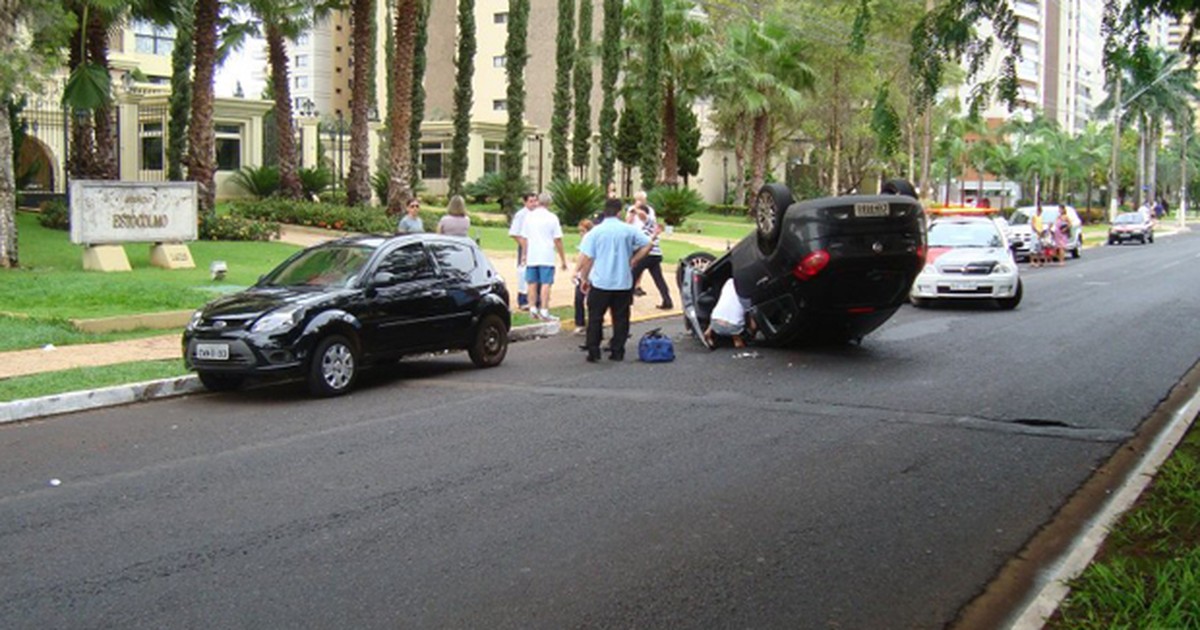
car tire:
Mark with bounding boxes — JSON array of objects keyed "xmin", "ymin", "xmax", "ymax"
[
  {"xmin": 753, "ymin": 183, "xmax": 794, "ymax": 255},
  {"xmin": 675, "ymin": 251, "xmax": 718, "ymax": 290},
  {"xmin": 1149, "ymin": 232, "xmax": 1154, "ymax": 243},
  {"xmin": 881, "ymin": 178, "xmax": 918, "ymax": 199},
  {"xmin": 909, "ymin": 296, "xmax": 929, "ymax": 309},
  {"xmin": 995, "ymin": 280, "xmax": 1023, "ymax": 310},
  {"xmin": 307, "ymin": 334, "xmax": 358, "ymax": 397},
  {"xmin": 1071, "ymin": 237, "xmax": 1081, "ymax": 259},
  {"xmin": 468, "ymin": 314, "xmax": 508, "ymax": 368},
  {"xmin": 197, "ymin": 371, "xmax": 243, "ymax": 392},
  {"xmin": 1108, "ymin": 237, "xmax": 1116, "ymax": 245}
]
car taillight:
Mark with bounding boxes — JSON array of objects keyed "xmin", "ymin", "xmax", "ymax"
[
  {"xmin": 915, "ymin": 244, "xmax": 927, "ymax": 263},
  {"xmin": 792, "ymin": 249, "xmax": 830, "ymax": 281}
]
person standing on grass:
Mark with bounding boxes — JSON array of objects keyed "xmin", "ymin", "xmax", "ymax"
[
  {"xmin": 572, "ymin": 219, "xmax": 594, "ymax": 335},
  {"xmin": 397, "ymin": 199, "xmax": 424, "ymax": 234},
  {"xmin": 509, "ymin": 193, "xmax": 537, "ymax": 311},
  {"xmin": 520, "ymin": 192, "xmax": 568, "ymax": 320},
  {"xmin": 437, "ymin": 195, "xmax": 471, "ymax": 237},
  {"xmin": 577, "ymin": 198, "xmax": 652, "ymax": 362}
]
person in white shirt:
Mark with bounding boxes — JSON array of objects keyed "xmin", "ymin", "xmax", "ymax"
[
  {"xmin": 519, "ymin": 192, "xmax": 568, "ymax": 320},
  {"xmin": 704, "ymin": 278, "xmax": 753, "ymax": 348},
  {"xmin": 508, "ymin": 193, "xmax": 537, "ymax": 310}
]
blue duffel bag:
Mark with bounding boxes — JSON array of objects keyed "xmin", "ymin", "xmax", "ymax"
[{"xmin": 637, "ymin": 328, "xmax": 675, "ymax": 363}]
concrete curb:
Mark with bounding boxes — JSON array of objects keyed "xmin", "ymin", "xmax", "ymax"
[{"xmin": 0, "ymin": 320, "xmax": 568, "ymax": 425}]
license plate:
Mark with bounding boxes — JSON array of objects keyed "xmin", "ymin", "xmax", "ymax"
[
  {"xmin": 196, "ymin": 343, "xmax": 230, "ymax": 361},
  {"xmin": 950, "ymin": 282, "xmax": 975, "ymax": 291},
  {"xmin": 854, "ymin": 202, "xmax": 889, "ymax": 217}
]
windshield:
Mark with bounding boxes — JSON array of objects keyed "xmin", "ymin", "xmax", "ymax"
[
  {"xmin": 928, "ymin": 221, "xmax": 1004, "ymax": 248},
  {"xmin": 1011, "ymin": 207, "xmax": 1071, "ymax": 225},
  {"xmin": 261, "ymin": 244, "xmax": 376, "ymax": 288},
  {"xmin": 1114, "ymin": 213, "xmax": 1143, "ymax": 225}
]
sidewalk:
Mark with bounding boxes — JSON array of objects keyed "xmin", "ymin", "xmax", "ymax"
[{"xmin": 0, "ymin": 224, "xmax": 681, "ymax": 380}]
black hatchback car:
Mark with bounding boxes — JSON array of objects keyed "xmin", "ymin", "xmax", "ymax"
[
  {"xmin": 678, "ymin": 181, "xmax": 926, "ymax": 347},
  {"xmin": 183, "ymin": 234, "xmax": 510, "ymax": 396}
]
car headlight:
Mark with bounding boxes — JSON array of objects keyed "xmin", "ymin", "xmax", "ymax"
[
  {"xmin": 993, "ymin": 263, "xmax": 1013, "ymax": 274},
  {"xmin": 921, "ymin": 264, "xmax": 936, "ymax": 275},
  {"xmin": 187, "ymin": 310, "xmax": 204, "ymax": 331},
  {"xmin": 250, "ymin": 306, "xmax": 304, "ymax": 334}
]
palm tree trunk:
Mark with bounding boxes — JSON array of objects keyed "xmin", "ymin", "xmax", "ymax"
[
  {"xmin": 187, "ymin": 0, "xmax": 220, "ymax": 217},
  {"xmin": 750, "ymin": 113, "xmax": 769, "ymax": 198},
  {"xmin": 1148, "ymin": 121, "xmax": 1160, "ymax": 203},
  {"xmin": 661, "ymin": 81, "xmax": 679, "ymax": 187},
  {"xmin": 87, "ymin": 11, "xmax": 117, "ymax": 180},
  {"xmin": 266, "ymin": 25, "xmax": 303, "ymax": 200},
  {"xmin": 66, "ymin": 19, "xmax": 96, "ymax": 180},
  {"xmin": 0, "ymin": 104, "xmax": 17, "ymax": 268},
  {"xmin": 1137, "ymin": 114, "xmax": 1147, "ymax": 207},
  {"xmin": 387, "ymin": 0, "xmax": 419, "ymax": 214},
  {"xmin": 346, "ymin": 0, "xmax": 374, "ymax": 205}
]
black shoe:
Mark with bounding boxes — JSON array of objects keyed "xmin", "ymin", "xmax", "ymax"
[
  {"xmin": 586, "ymin": 353, "xmax": 601, "ymax": 363},
  {"xmin": 656, "ymin": 303, "xmax": 674, "ymax": 310},
  {"xmin": 634, "ymin": 287, "xmax": 646, "ymax": 297},
  {"xmin": 609, "ymin": 350, "xmax": 625, "ymax": 361}
]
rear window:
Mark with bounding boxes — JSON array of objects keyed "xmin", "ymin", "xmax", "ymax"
[{"xmin": 428, "ymin": 241, "xmax": 479, "ymax": 282}]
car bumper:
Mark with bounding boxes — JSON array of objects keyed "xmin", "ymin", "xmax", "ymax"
[
  {"xmin": 1109, "ymin": 231, "xmax": 1148, "ymax": 241},
  {"xmin": 910, "ymin": 272, "xmax": 1020, "ymax": 299},
  {"xmin": 182, "ymin": 332, "xmax": 305, "ymax": 376}
]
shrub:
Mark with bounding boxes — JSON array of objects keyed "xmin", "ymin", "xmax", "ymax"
[
  {"xmin": 37, "ymin": 200, "xmax": 70, "ymax": 231},
  {"xmin": 299, "ymin": 166, "xmax": 333, "ymax": 199},
  {"xmin": 227, "ymin": 198, "xmax": 395, "ymax": 234},
  {"xmin": 464, "ymin": 172, "xmax": 506, "ymax": 204},
  {"xmin": 370, "ymin": 170, "xmax": 389, "ymax": 207},
  {"xmin": 230, "ymin": 165, "xmax": 281, "ymax": 199},
  {"xmin": 548, "ymin": 179, "xmax": 605, "ymax": 226},
  {"xmin": 648, "ymin": 186, "xmax": 706, "ymax": 226},
  {"xmin": 199, "ymin": 214, "xmax": 281, "ymax": 241}
]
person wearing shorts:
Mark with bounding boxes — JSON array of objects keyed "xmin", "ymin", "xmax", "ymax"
[
  {"xmin": 520, "ymin": 192, "xmax": 568, "ymax": 320},
  {"xmin": 704, "ymin": 278, "xmax": 753, "ymax": 348}
]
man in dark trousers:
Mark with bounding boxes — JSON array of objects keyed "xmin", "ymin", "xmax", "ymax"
[{"xmin": 576, "ymin": 198, "xmax": 652, "ymax": 362}]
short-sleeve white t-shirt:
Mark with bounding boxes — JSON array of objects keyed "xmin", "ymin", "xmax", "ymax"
[{"xmin": 520, "ymin": 207, "xmax": 563, "ymax": 266}]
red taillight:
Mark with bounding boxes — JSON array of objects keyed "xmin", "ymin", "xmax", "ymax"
[
  {"xmin": 847, "ymin": 307, "xmax": 875, "ymax": 314},
  {"xmin": 915, "ymin": 244, "xmax": 927, "ymax": 263},
  {"xmin": 792, "ymin": 249, "xmax": 830, "ymax": 281}
]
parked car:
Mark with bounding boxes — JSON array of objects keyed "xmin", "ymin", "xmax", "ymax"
[
  {"xmin": 910, "ymin": 215, "xmax": 1022, "ymax": 310},
  {"xmin": 183, "ymin": 234, "xmax": 510, "ymax": 396},
  {"xmin": 1007, "ymin": 205, "xmax": 1083, "ymax": 260},
  {"xmin": 677, "ymin": 181, "xmax": 926, "ymax": 347},
  {"xmin": 1108, "ymin": 212, "xmax": 1155, "ymax": 245}
]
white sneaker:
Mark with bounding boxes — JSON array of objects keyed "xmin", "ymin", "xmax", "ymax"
[
  {"xmin": 529, "ymin": 309, "xmax": 542, "ymax": 320},
  {"xmin": 540, "ymin": 309, "xmax": 557, "ymax": 320}
]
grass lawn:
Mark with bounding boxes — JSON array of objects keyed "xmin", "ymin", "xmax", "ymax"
[
  {"xmin": 1048, "ymin": 421, "xmax": 1200, "ymax": 628},
  {"xmin": 0, "ymin": 359, "xmax": 190, "ymax": 402},
  {"xmin": 0, "ymin": 315, "xmax": 172, "ymax": 352}
]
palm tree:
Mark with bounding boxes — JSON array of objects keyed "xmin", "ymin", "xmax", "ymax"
[
  {"xmin": 227, "ymin": 0, "xmax": 332, "ymax": 200},
  {"xmin": 712, "ymin": 14, "xmax": 815, "ymax": 199},
  {"xmin": 386, "ymin": 0, "xmax": 420, "ymax": 214},
  {"xmin": 187, "ymin": 0, "xmax": 221, "ymax": 217},
  {"xmin": 345, "ymin": 0, "xmax": 375, "ymax": 205}
]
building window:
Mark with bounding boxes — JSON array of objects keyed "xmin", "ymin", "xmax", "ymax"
[
  {"xmin": 295, "ymin": 34, "xmax": 310, "ymax": 46},
  {"xmin": 483, "ymin": 141, "xmax": 503, "ymax": 174},
  {"xmin": 295, "ymin": 75, "xmax": 310, "ymax": 89},
  {"xmin": 132, "ymin": 19, "xmax": 175, "ymax": 56},
  {"xmin": 493, "ymin": 100, "xmax": 506, "ymax": 112},
  {"xmin": 494, "ymin": 12, "xmax": 507, "ymax": 23},
  {"xmin": 421, "ymin": 142, "xmax": 447, "ymax": 179},
  {"xmin": 215, "ymin": 123, "xmax": 242, "ymax": 171},
  {"xmin": 493, "ymin": 55, "xmax": 506, "ymax": 68},
  {"xmin": 140, "ymin": 122, "xmax": 165, "ymax": 171},
  {"xmin": 295, "ymin": 55, "xmax": 308, "ymax": 68}
]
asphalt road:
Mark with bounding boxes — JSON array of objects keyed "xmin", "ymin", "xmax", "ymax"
[{"xmin": 3, "ymin": 232, "xmax": 1200, "ymax": 629}]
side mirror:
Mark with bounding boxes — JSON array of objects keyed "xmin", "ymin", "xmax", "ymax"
[{"xmin": 371, "ymin": 271, "xmax": 398, "ymax": 287}]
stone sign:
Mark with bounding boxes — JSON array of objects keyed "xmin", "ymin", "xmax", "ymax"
[{"xmin": 70, "ymin": 180, "xmax": 198, "ymax": 245}]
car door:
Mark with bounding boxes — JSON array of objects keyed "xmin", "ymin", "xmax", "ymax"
[
  {"xmin": 426, "ymin": 241, "xmax": 482, "ymax": 344},
  {"xmin": 360, "ymin": 242, "xmax": 448, "ymax": 355}
]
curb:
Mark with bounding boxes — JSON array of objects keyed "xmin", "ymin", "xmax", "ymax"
[{"xmin": 1, "ymin": 320, "xmax": 565, "ymax": 425}]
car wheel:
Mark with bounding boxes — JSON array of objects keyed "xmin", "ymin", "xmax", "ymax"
[
  {"xmin": 1071, "ymin": 237, "xmax": 1081, "ymax": 259},
  {"xmin": 197, "ymin": 371, "xmax": 243, "ymax": 392},
  {"xmin": 675, "ymin": 251, "xmax": 717, "ymax": 289},
  {"xmin": 753, "ymin": 183, "xmax": 794, "ymax": 254},
  {"xmin": 1149, "ymin": 232, "xmax": 1154, "ymax": 243},
  {"xmin": 881, "ymin": 178, "xmax": 918, "ymax": 199},
  {"xmin": 307, "ymin": 334, "xmax": 358, "ymax": 397},
  {"xmin": 468, "ymin": 314, "xmax": 508, "ymax": 368},
  {"xmin": 995, "ymin": 280, "xmax": 1023, "ymax": 310},
  {"xmin": 909, "ymin": 296, "xmax": 929, "ymax": 308},
  {"xmin": 1108, "ymin": 237, "xmax": 1116, "ymax": 245}
]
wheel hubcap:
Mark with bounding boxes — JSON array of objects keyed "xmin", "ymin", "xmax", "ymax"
[
  {"xmin": 755, "ymin": 192, "xmax": 775, "ymax": 234},
  {"xmin": 483, "ymin": 325, "xmax": 501, "ymax": 356},
  {"xmin": 321, "ymin": 343, "xmax": 353, "ymax": 389}
]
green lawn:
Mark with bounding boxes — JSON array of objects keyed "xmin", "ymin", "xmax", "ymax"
[
  {"xmin": 0, "ymin": 315, "xmax": 171, "ymax": 353},
  {"xmin": 0, "ymin": 359, "xmax": 190, "ymax": 402}
]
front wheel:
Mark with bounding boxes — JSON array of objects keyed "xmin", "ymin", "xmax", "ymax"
[
  {"xmin": 1071, "ymin": 237, "xmax": 1082, "ymax": 259},
  {"xmin": 468, "ymin": 314, "xmax": 509, "ymax": 368},
  {"xmin": 197, "ymin": 371, "xmax": 243, "ymax": 392},
  {"xmin": 675, "ymin": 251, "xmax": 717, "ymax": 290},
  {"xmin": 307, "ymin": 334, "xmax": 358, "ymax": 397},
  {"xmin": 910, "ymin": 295, "xmax": 929, "ymax": 308},
  {"xmin": 995, "ymin": 281, "xmax": 1023, "ymax": 310}
]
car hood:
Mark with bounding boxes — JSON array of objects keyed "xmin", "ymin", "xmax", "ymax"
[
  {"xmin": 201, "ymin": 286, "xmax": 349, "ymax": 319},
  {"xmin": 927, "ymin": 246, "xmax": 1011, "ymax": 267}
]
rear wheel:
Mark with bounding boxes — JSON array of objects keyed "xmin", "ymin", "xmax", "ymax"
[
  {"xmin": 307, "ymin": 334, "xmax": 358, "ymax": 397},
  {"xmin": 753, "ymin": 183, "xmax": 794, "ymax": 255},
  {"xmin": 675, "ymin": 251, "xmax": 717, "ymax": 290},
  {"xmin": 468, "ymin": 314, "xmax": 508, "ymax": 368},
  {"xmin": 197, "ymin": 372, "xmax": 243, "ymax": 392},
  {"xmin": 909, "ymin": 296, "xmax": 930, "ymax": 309},
  {"xmin": 881, "ymin": 178, "xmax": 918, "ymax": 199},
  {"xmin": 1071, "ymin": 236, "xmax": 1082, "ymax": 258},
  {"xmin": 995, "ymin": 281, "xmax": 1023, "ymax": 310}
]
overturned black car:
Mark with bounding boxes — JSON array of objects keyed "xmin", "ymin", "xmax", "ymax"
[{"xmin": 678, "ymin": 181, "xmax": 926, "ymax": 347}]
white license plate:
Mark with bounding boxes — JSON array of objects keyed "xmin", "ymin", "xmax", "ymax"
[
  {"xmin": 950, "ymin": 282, "xmax": 976, "ymax": 291},
  {"xmin": 854, "ymin": 202, "xmax": 890, "ymax": 217},
  {"xmin": 196, "ymin": 343, "xmax": 230, "ymax": 361}
]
